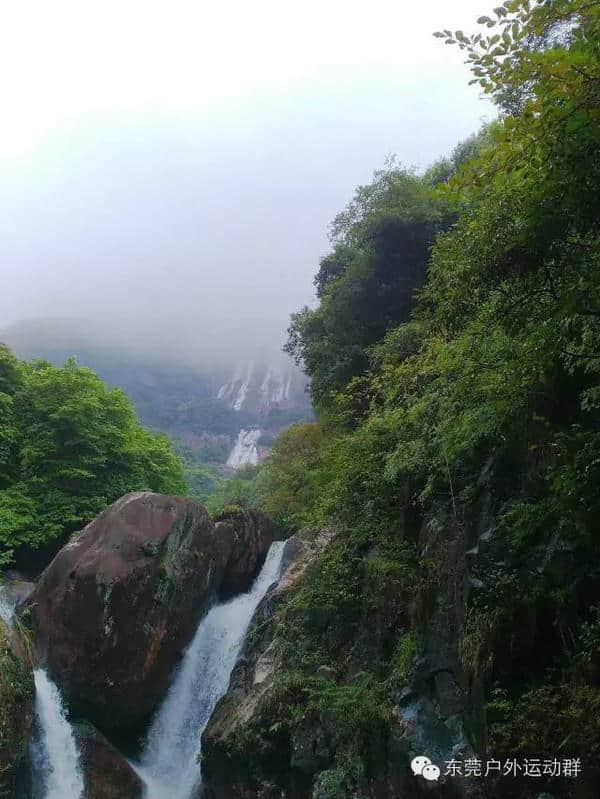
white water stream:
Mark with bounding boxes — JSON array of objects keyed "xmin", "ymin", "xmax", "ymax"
[
  {"xmin": 136, "ymin": 540, "xmax": 286, "ymax": 799},
  {"xmin": 0, "ymin": 583, "xmax": 83, "ymax": 799},
  {"xmin": 226, "ymin": 427, "xmax": 261, "ymax": 468},
  {"xmin": 30, "ymin": 670, "xmax": 84, "ymax": 799},
  {"xmin": 0, "ymin": 590, "xmax": 14, "ymax": 626}
]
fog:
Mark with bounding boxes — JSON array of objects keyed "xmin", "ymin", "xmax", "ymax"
[{"xmin": 0, "ymin": 0, "xmax": 490, "ymax": 367}]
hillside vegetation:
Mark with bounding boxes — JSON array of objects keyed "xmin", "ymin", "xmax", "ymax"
[
  {"xmin": 0, "ymin": 348, "xmax": 185, "ymax": 568},
  {"xmin": 211, "ymin": 3, "xmax": 600, "ymax": 797}
]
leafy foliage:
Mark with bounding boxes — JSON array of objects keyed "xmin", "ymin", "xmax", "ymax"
[
  {"xmin": 258, "ymin": 423, "xmax": 333, "ymax": 528},
  {"xmin": 204, "ymin": 464, "xmax": 263, "ymax": 516},
  {"xmin": 0, "ymin": 348, "xmax": 185, "ymax": 566},
  {"xmin": 255, "ymin": 3, "xmax": 600, "ymax": 795},
  {"xmin": 285, "ymin": 164, "xmax": 446, "ymax": 410}
]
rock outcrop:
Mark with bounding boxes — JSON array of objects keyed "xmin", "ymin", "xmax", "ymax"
[
  {"xmin": 201, "ymin": 524, "xmax": 476, "ymax": 799},
  {"xmin": 202, "ymin": 533, "xmax": 336, "ymax": 799},
  {"xmin": 73, "ymin": 722, "xmax": 144, "ymax": 799},
  {"xmin": 23, "ymin": 493, "xmax": 276, "ymax": 731},
  {"xmin": 0, "ymin": 618, "xmax": 34, "ymax": 798},
  {"xmin": 215, "ymin": 510, "xmax": 278, "ymax": 597}
]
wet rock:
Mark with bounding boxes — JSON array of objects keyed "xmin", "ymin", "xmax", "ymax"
[
  {"xmin": 0, "ymin": 617, "xmax": 34, "ymax": 798},
  {"xmin": 74, "ymin": 721, "xmax": 143, "ymax": 799},
  {"xmin": 291, "ymin": 719, "xmax": 332, "ymax": 774},
  {"xmin": 23, "ymin": 492, "xmax": 278, "ymax": 731},
  {"xmin": 202, "ymin": 530, "xmax": 333, "ymax": 799},
  {"xmin": 254, "ymin": 645, "xmax": 276, "ymax": 686},
  {"xmin": 280, "ymin": 535, "xmax": 304, "ymax": 571},
  {"xmin": 215, "ymin": 510, "xmax": 277, "ymax": 597},
  {"xmin": 316, "ymin": 665, "xmax": 336, "ymax": 680},
  {"xmin": 0, "ymin": 572, "xmax": 36, "ymax": 610}
]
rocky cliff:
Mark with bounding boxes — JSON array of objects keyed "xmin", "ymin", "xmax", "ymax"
[
  {"xmin": 218, "ymin": 360, "xmax": 312, "ymax": 470},
  {"xmin": 201, "ymin": 447, "xmax": 600, "ymax": 799},
  {"xmin": 0, "ymin": 618, "xmax": 34, "ymax": 798}
]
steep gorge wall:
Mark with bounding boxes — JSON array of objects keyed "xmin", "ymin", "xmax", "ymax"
[
  {"xmin": 0, "ymin": 618, "xmax": 34, "ymax": 798},
  {"xmin": 201, "ymin": 442, "xmax": 600, "ymax": 799}
]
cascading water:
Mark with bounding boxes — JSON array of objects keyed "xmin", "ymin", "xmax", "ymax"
[
  {"xmin": 0, "ymin": 583, "xmax": 83, "ymax": 799},
  {"xmin": 226, "ymin": 427, "xmax": 261, "ymax": 469},
  {"xmin": 0, "ymin": 590, "xmax": 14, "ymax": 626},
  {"xmin": 30, "ymin": 670, "xmax": 84, "ymax": 799},
  {"xmin": 137, "ymin": 540, "xmax": 286, "ymax": 799}
]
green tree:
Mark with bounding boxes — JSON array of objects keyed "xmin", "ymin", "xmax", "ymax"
[
  {"xmin": 257, "ymin": 5, "xmax": 600, "ymax": 794},
  {"xmin": 285, "ymin": 165, "xmax": 445, "ymax": 411},
  {"xmin": 259, "ymin": 423, "xmax": 332, "ymax": 527},
  {"xmin": 0, "ymin": 349, "xmax": 185, "ymax": 566}
]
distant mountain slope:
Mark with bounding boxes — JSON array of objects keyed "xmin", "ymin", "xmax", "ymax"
[
  {"xmin": 216, "ymin": 359, "xmax": 312, "ymax": 466},
  {"xmin": 1, "ymin": 319, "xmax": 313, "ymax": 469}
]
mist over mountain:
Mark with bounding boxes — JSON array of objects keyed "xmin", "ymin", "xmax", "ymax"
[
  {"xmin": 0, "ymin": 316, "xmax": 312, "ymax": 473},
  {"xmin": 3, "ymin": 3, "xmax": 600, "ymax": 799},
  {"xmin": 0, "ymin": 1, "xmax": 488, "ymax": 372},
  {"xmin": 0, "ymin": 316, "xmax": 292, "ymax": 373}
]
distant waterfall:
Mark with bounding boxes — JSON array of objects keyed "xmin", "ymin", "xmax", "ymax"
[
  {"xmin": 31, "ymin": 670, "xmax": 84, "ymax": 799},
  {"xmin": 137, "ymin": 540, "xmax": 286, "ymax": 799},
  {"xmin": 226, "ymin": 427, "xmax": 261, "ymax": 469}
]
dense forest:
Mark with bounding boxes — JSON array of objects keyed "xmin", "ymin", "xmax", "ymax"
[
  {"xmin": 1, "ymin": 1, "xmax": 600, "ymax": 798},
  {"xmin": 0, "ymin": 349, "xmax": 184, "ymax": 569},
  {"xmin": 202, "ymin": 3, "xmax": 600, "ymax": 797}
]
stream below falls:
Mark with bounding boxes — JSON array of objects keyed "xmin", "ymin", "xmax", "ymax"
[{"xmin": 1, "ymin": 539, "xmax": 286, "ymax": 799}]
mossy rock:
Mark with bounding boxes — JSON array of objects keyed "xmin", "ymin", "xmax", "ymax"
[
  {"xmin": 0, "ymin": 619, "xmax": 34, "ymax": 798},
  {"xmin": 72, "ymin": 721, "xmax": 144, "ymax": 799}
]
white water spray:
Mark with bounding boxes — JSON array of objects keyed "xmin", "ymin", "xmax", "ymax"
[
  {"xmin": 0, "ymin": 591, "xmax": 14, "ymax": 626},
  {"xmin": 226, "ymin": 427, "xmax": 261, "ymax": 469},
  {"xmin": 31, "ymin": 670, "xmax": 84, "ymax": 799},
  {"xmin": 137, "ymin": 540, "xmax": 286, "ymax": 799},
  {"xmin": 0, "ymin": 583, "xmax": 83, "ymax": 799}
]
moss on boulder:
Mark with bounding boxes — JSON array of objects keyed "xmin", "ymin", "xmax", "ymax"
[{"xmin": 0, "ymin": 618, "xmax": 34, "ymax": 798}]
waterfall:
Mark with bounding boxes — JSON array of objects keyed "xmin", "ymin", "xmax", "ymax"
[
  {"xmin": 137, "ymin": 540, "xmax": 286, "ymax": 799},
  {"xmin": 0, "ymin": 591, "xmax": 14, "ymax": 625},
  {"xmin": 30, "ymin": 670, "xmax": 84, "ymax": 799},
  {"xmin": 226, "ymin": 427, "xmax": 261, "ymax": 469},
  {"xmin": 0, "ymin": 583, "xmax": 83, "ymax": 799}
]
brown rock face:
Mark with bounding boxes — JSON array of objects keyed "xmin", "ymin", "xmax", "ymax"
[
  {"xmin": 74, "ymin": 722, "xmax": 143, "ymax": 799},
  {"xmin": 202, "ymin": 535, "xmax": 314, "ymax": 799},
  {"xmin": 23, "ymin": 493, "xmax": 276, "ymax": 731},
  {"xmin": 215, "ymin": 511, "xmax": 278, "ymax": 597},
  {"xmin": 0, "ymin": 618, "xmax": 34, "ymax": 799}
]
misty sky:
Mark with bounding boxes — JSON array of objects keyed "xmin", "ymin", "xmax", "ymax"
[{"xmin": 0, "ymin": 0, "xmax": 491, "ymax": 364}]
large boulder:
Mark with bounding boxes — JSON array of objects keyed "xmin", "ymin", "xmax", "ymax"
[
  {"xmin": 202, "ymin": 535, "xmax": 319, "ymax": 799},
  {"xmin": 0, "ymin": 617, "xmax": 34, "ymax": 798},
  {"xmin": 215, "ymin": 510, "xmax": 278, "ymax": 597},
  {"xmin": 23, "ymin": 493, "xmax": 276, "ymax": 731},
  {"xmin": 73, "ymin": 722, "xmax": 143, "ymax": 799}
]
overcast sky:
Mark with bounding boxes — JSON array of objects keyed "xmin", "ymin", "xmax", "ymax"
[{"xmin": 0, "ymin": 0, "xmax": 491, "ymax": 365}]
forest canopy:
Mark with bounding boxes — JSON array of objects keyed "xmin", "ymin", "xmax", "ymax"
[
  {"xmin": 0, "ymin": 346, "xmax": 185, "ymax": 567},
  {"xmin": 253, "ymin": 3, "xmax": 600, "ymax": 794}
]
